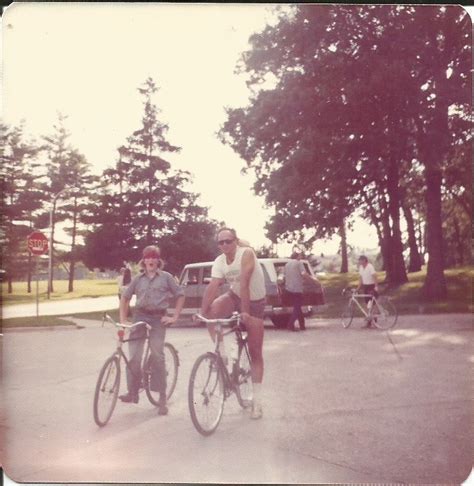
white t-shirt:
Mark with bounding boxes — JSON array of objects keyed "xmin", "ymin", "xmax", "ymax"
[
  {"xmin": 211, "ymin": 246, "xmax": 266, "ymax": 300},
  {"xmin": 359, "ymin": 263, "xmax": 377, "ymax": 285}
]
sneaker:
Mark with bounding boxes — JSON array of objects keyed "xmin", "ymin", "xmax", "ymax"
[
  {"xmin": 157, "ymin": 403, "xmax": 168, "ymax": 415},
  {"xmin": 119, "ymin": 392, "xmax": 139, "ymax": 403},
  {"xmin": 250, "ymin": 403, "xmax": 263, "ymax": 420}
]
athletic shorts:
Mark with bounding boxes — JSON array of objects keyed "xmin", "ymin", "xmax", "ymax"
[
  {"xmin": 226, "ymin": 291, "xmax": 266, "ymax": 320},
  {"xmin": 362, "ymin": 284, "xmax": 378, "ymax": 303}
]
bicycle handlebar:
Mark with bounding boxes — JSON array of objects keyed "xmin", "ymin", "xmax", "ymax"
[
  {"xmin": 102, "ymin": 313, "xmax": 152, "ymax": 331},
  {"xmin": 194, "ymin": 312, "xmax": 240, "ymax": 325},
  {"xmin": 342, "ymin": 288, "xmax": 377, "ymax": 299}
]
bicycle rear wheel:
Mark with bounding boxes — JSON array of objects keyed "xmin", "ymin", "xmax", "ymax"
[
  {"xmin": 144, "ymin": 342, "xmax": 180, "ymax": 406},
  {"xmin": 372, "ymin": 297, "xmax": 398, "ymax": 330},
  {"xmin": 234, "ymin": 341, "xmax": 253, "ymax": 408},
  {"xmin": 341, "ymin": 301, "xmax": 355, "ymax": 328},
  {"xmin": 93, "ymin": 355, "xmax": 120, "ymax": 426},
  {"xmin": 188, "ymin": 353, "xmax": 225, "ymax": 436}
]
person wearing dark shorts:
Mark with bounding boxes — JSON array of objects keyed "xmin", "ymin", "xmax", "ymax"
[
  {"xmin": 200, "ymin": 227, "xmax": 266, "ymax": 420},
  {"xmin": 357, "ymin": 255, "xmax": 379, "ymax": 329}
]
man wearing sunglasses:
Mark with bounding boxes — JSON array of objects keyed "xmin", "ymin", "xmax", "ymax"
[
  {"xmin": 200, "ymin": 227, "xmax": 266, "ymax": 420},
  {"xmin": 119, "ymin": 245, "xmax": 184, "ymax": 415}
]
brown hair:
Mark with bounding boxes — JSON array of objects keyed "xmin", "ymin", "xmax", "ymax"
[{"xmin": 139, "ymin": 245, "xmax": 164, "ymax": 270}]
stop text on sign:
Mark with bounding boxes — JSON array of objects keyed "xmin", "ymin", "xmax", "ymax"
[{"xmin": 27, "ymin": 231, "xmax": 49, "ymax": 256}]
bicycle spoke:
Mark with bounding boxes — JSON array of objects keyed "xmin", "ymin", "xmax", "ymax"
[
  {"xmin": 188, "ymin": 354, "xmax": 225, "ymax": 435},
  {"xmin": 341, "ymin": 302, "xmax": 354, "ymax": 328},
  {"xmin": 373, "ymin": 297, "xmax": 398, "ymax": 330},
  {"xmin": 234, "ymin": 344, "xmax": 253, "ymax": 408},
  {"xmin": 93, "ymin": 356, "xmax": 120, "ymax": 426}
]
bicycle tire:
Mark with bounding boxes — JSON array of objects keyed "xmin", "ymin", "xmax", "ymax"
[
  {"xmin": 93, "ymin": 355, "xmax": 120, "ymax": 427},
  {"xmin": 341, "ymin": 301, "xmax": 355, "ymax": 328},
  {"xmin": 144, "ymin": 342, "xmax": 180, "ymax": 406},
  {"xmin": 372, "ymin": 297, "xmax": 398, "ymax": 330},
  {"xmin": 188, "ymin": 352, "xmax": 225, "ymax": 436},
  {"xmin": 234, "ymin": 340, "xmax": 253, "ymax": 408}
]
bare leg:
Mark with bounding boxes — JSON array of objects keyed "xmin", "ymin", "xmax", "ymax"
[
  {"xmin": 245, "ymin": 316, "xmax": 264, "ymax": 383},
  {"xmin": 207, "ymin": 293, "xmax": 235, "ymax": 343}
]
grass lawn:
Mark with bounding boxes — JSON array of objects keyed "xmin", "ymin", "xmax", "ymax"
[
  {"xmin": 317, "ymin": 265, "xmax": 473, "ymax": 318},
  {"xmin": 2, "ymin": 279, "xmax": 118, "ymax": 306}
]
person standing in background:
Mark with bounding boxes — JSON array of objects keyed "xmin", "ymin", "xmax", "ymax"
[
  {"xmin": 117, "ymin": 267, "xmax": 126, "ymax": 300},
  {"xmin": 357, "ymin": 255, "xmax": 379, "ymax": 329},
  {"xmin": 284, "ymin": 251, "xmax": 310, "ymax": 332}
]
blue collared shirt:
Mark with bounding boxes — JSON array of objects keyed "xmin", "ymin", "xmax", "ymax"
[{"xmin": 123, "ymin": 271, "xmax": 184, "ymax": 312}]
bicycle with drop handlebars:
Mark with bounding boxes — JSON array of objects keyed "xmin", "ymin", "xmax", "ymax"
[{"xmin": 340, "ymin": 288, "xmax": 398, "ymax": 330}]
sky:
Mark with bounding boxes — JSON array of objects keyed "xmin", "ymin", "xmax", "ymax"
[{"xmin": 2, "ymin": 2, "xmax": 409, "ymax": 256}]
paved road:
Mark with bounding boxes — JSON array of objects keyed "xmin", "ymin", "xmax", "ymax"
[{"xmin": 1, "ymin": 314, "xmax": 472, "ymax": 484}]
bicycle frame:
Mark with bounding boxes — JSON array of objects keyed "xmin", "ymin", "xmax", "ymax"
[
  {"xmin": 347, "ymin": 292, "xmax": 376, "ymax": 319},
  {"xmin": 196, "ymin": 313, "xmax": 248, "ymax": 397},
  {"xmin": 102, "ymin": 313, "xmax": 153, "ymax": 387}
]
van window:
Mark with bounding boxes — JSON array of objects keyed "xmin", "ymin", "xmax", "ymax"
[
  {"xmin": 202, "ymin": 265, "xmax": 213, "ymax": 284},
  {"xmin": 182, "ymin": 267, "xmax": 200, "ymax": 285},
  {"xmin": 260, "ymin": 263, "xmax": 271, "ymax": 284},
  {"xmin": 273, "ymin": 262, "xmax": 287, "ymax": 282}
]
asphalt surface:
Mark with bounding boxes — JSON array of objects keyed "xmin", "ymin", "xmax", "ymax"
[{"xmin": 1, "ymin": 313, "xmax": 473, "ymax": 484}]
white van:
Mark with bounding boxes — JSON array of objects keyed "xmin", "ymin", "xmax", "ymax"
[{"xmin": 177, "ymin": 258, "xmax": 325, "ymax": 328}]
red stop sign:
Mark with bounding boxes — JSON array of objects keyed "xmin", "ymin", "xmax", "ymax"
[{"xmin": 27, "ymin": 231, "xmax": 49, "ymax": 256}]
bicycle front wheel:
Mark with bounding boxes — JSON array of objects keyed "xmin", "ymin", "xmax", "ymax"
[
  {"xmin": 144, "ymin": 342, "xmax": 180, "ymax": 406},
  {"xmin": 188, "ymin": 353, "xmax": 225, "ymax": 436},
  {"xmin": 341, "ymin": 301, "xmax": 355, "ymax": 328},
  {"xmin": 93, "ymin": 355, "xmax": 120, "ymax": 427},
  {"xmin": 234, "ymin": 341, "xmax": 253, "ymax": 408},
  {"xmin": 372, "ymin": 297, "xmax": 398, "ymax": 330}
]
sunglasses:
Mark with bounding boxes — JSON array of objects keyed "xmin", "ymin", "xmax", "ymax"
[{"xmin": 218, "ymin": 238, "xmax": 235, "ymax": 246}]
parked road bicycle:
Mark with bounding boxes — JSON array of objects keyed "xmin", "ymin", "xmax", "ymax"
[
  {"xmin": 341, "ymin": 288, "xmax": 398, "ymax": 330},
  {"xmin": 188, "ymin": 312, "xmax": 253, "ymax": 436},
  {"xmin": 93, "ymin": 313, "xmax": 179, "ymax": 426}
]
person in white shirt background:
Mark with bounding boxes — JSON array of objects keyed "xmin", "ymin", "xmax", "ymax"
[{"xmin": 357, "ymin": 255, "xmax": 379, "ymax": 329}]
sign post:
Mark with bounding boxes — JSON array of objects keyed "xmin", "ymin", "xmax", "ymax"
[{"xmin": 27, "ymin": 231, "xmax": 49, "ymax": 320}]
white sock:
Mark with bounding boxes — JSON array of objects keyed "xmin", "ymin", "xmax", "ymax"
[{"xmin": 253, "ymin": 382, "xmax": 262, "ymax": 406}]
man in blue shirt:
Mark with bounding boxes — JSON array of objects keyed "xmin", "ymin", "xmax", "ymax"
[{"xmin": 119, "ymin": 245, "xmax": 184, "ymax": 415}]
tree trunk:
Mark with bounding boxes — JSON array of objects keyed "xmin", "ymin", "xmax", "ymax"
[
  {"xmin": 339, "ymin": 219, "xmax": 348, "ymax": 273},
  {"xmin": 386, "ymin": 154, "xmax": 408, "ymax": 285},
  {"xmin": 453, "ymin": 216, "xmax": 464, "ymax": 266},
  {"xmin": 380, "ymin": 211, "xmax": 392, "ymax": 277},
  {"xmin": 8, "ymin": 276, "xmax": 13, "ymax": 294},
  {"xmin": 68, "ymin": 197, "xmax": 78, "ymax": 292},
  {"xmin": 50, "ymin": 208, "xmax": 56, "ymax": 294},
  {"xmin": 402, "ymin": 204, "xmax": 423, "ymax": 272},
  {"xmin": 423, "ymin": 166, "xmax": 447, "ymax": 299}
]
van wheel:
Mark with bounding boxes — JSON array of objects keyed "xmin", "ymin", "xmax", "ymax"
[{"xmin": 271, "ymin": 316, "xmax": 289, "ymax": 329}]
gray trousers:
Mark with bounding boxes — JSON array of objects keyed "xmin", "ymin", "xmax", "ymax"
[{"xmin": 126, "ymin": 313, "xmax": 166, "ymax": 400}]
